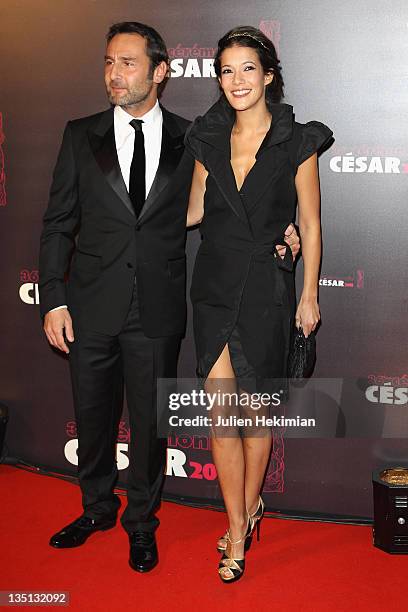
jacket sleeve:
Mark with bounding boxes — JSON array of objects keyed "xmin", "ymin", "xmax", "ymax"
[{"xmin": 38, "ymin": 121, "xmax": 80, "ymax": 317}]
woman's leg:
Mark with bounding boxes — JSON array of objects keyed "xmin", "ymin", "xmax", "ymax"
[
  {"xmin": 206, "ymin": 344, "xmax": 248, "ymax": 569},
  {"xmin": 240, "ymin": 390, "xmax": 272, "ymax": 515},
  {"xmin": 243, "ymin": 436, "xmax": 272, "ymax": 515}
]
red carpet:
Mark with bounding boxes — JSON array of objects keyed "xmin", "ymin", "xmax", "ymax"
[{"xmin": 1, "ymin": 465, "xmax": 406, "ymax": 611}]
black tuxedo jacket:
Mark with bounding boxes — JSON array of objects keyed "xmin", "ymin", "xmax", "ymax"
[{"xmin": 39, "ymin": 106, "xmax": 193, "ymax": 337}]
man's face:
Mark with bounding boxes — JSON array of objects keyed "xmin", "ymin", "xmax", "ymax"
[{"xmin": 104, "ymin": 33, "xmax": 155, "ymax": 109}]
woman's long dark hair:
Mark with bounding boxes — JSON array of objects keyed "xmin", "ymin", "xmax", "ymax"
[{"xmin": 214, "ymin": 25, "xmax": 284, "ymax": 104}]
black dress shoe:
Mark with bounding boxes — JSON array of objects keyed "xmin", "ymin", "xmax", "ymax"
[
  {"xmin": 49, "ymin": 515, "xmax": 116, "ymax": 548},
  {"xmin": 128, "ymin": 531, "xmax": 158, "ymax": 572}
]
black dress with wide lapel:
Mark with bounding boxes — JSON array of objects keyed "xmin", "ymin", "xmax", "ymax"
[{"xmin": 185, "ymin": 96, "xmax": 294, "ymax": 225}]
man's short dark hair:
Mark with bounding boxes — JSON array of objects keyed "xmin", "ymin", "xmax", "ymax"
[{"xmin": 107, "ymin": 22, "xmax": 169, "ymax": 74}]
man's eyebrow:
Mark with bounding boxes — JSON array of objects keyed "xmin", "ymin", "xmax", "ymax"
[{"xmin": 104, "ymin": 55, "xmax": 137, "ymax": 61}]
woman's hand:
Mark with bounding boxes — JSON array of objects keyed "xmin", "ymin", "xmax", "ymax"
[{"xmin": 295, "ymin": 295, "xmax": 320, "ymax": 337}]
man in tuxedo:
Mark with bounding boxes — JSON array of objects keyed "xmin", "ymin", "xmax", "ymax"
[{"xmin": 39, "ymin": 21, "xmax": 300, "ymax": 572}]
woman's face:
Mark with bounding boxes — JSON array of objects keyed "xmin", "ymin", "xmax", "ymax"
[{"xmin": 218, "ymin": 45, "xmax": 273, "ymax": 112}]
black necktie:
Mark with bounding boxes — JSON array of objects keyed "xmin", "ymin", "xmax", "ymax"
[{"xmin": 129, "ymin": 119, "xmax": 145, "ymax": 217}]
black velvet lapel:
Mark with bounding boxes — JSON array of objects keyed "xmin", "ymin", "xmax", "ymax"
[
  {"xmin": 137, "ymin": 109, "xmax": 185, "ymax": 222},
  {"xmin": 88, "ymin": 109, "xmax": 135, "ymax": 219}
]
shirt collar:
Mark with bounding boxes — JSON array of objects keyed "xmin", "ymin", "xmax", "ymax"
[{"xmin": 114, "ymin": 101, "xmax": 162, "ymax": 147}]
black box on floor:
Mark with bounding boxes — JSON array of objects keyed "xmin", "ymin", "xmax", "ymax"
[{"xmin": 373, "ymin": 468, "xmax": 408, "ymax": 554}]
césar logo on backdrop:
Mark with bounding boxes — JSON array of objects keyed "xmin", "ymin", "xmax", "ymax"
[
  {"xmin": 329, "ymin": 146, "xmax": 408, "ymax": 174},
  {"xmin": 366, "ymin": 374, "xmax": 408, "ymax": 406},
  {"xmin": 64, "ymin": 420, "xmax": 219, "ymax": 479},
  {"xmin": 168, "ymin": 44, "xmax": 216, "ymax": 78},
  {"xmin": 19, "ymin": 269, "xmax": 39, "ymax": 304},
  {"xmin": 64, "ymin": 420, "xmax": 286, "ymax": 492},
  {"xmin": 319, "ymin": 270, "xmax": 364, "ymax": 289},
  {"xmin": 0, "ymin": 112, "xmax": 6, "ymax": 207},
  {"xmin": 168, "ymin": 20, "xmax": 282, "ymax": 78}
]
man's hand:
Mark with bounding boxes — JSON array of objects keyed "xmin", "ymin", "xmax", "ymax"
[
  {"xmin": 44, "ymin": 308, "xmax": 74, "ymax": 354},
  {"xmin": 276, "ymin": 223, "xmax": 301, "ymax": 261}
]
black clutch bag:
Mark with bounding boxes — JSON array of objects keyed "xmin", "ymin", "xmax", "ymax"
[{"xmin": 288, "ymin": 327, "xmax": 316, "ymax": 379}]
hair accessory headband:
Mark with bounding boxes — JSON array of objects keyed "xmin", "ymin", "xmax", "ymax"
[{"xmin": 225, "ymin": 31, "xmax": 269, "ymax": 50}]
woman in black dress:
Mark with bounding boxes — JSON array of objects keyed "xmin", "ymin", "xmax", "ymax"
[{"xmin": 186, "ymin": 26, "xmax": 332, "ymax": 582}]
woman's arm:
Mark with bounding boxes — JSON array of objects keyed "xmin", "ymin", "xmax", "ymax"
[
  {"xmin": 187, "ymin": 160, "xmax": 207, "ymax": 227},
  {"xmin": 294, "ymin": 152, "xmax": 321, "ymax": 336}
]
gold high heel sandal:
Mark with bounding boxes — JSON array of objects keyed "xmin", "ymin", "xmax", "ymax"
[
  {"xmin": 250, "ymin": 495, "xmax": 265, "ymax": 542},
  {"xmin": 218, "ymin": 518, "xmax": 252, "ymax": 583},
  {"xmin": 216, "ymin": 496, "xmax": 265, "ymax": 552}
]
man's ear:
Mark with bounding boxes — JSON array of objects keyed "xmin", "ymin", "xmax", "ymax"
[{"xmin": 153, "ymin": 61, "xmax": 169, "ymax": 84}]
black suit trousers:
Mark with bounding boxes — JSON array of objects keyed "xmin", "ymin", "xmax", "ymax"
[{"xmin": 68, "ymin": 279, "xmax": 181, "ymax": 533}]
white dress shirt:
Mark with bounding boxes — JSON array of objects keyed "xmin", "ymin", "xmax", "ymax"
[
  {"xmin": 50, "ymin": 101, "xmax": 163, "ymax": 313},
  {"xmin": 114, "ymin": 101, "xmax": 163, "ymax": 196}
]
